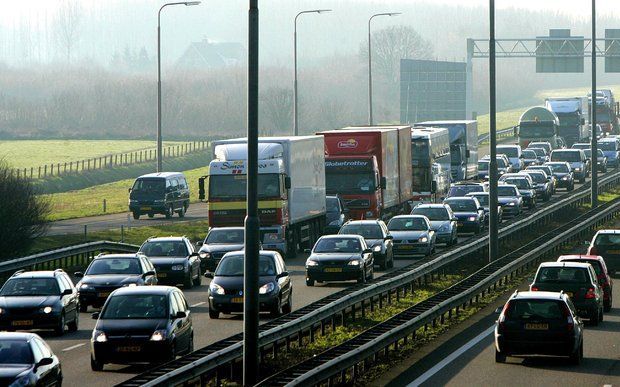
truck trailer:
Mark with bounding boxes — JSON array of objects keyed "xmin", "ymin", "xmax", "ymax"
[
  {"xmin": 545, "ymin": 97, "xmax": 589, "ymax": 146},
  {"xmin": 516, "ymin": 106, "xmax": 562, "ymax": 149},
  {"xmin": 318, "ymin": 126, "xmax": 413, "ymax": 220},
  {"xmin": 198, "ymin": 136, "xmax": 326, "ymax": 258},
  {"xmin": 410, "ymin": 127, "xmax": 451, "ymax": 204}
]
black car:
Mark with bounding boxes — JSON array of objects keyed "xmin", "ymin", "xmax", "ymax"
[
  {"xmin": 494, "ymin": 291, "xmax": 584, "ymax": 364},
  {"xmin": 197, "ymin": 227, "xmax": 245, "ymax": 272},
  {"xmin": 306, "ymin": 235, "xmax": 373, "ymax": 285},
  {"xmin": 75, "ymin": 254, "xmax": 157, "ymax": 311},
  {"xmin": 446, "ymin": 182, "xmax": 487, "ymax": 198},
  {"xmin": 520, "ymin": 170, "xmax": 552, "ymax": 201},
  {"xmin": 443, "ymin": 197, "xmax": 485, "ymax": 234},
  {"xmin": 526, "ymin": 165, "xmax": 557, "ymax": 194},
  {"xmin": 128, "ymin": 172, "xmax": 190, "ymax": 219},
  {"xmin": 324, "ymin": 195, "xmax": 350, "ymax": 234},
  {"xmin": 0, "ymin": 270, "xmax": 79, "ymax": 336},
  {"xmin": 466, "ymin": 192, "xmax": 503, "ymax": 225},
  {"xmin": 496, "ymin": 184, "xmax": 523, "ymax": 217},
  {"xmin": 0, "ymin": 332, "xmax": 63, "ymax": 386},
  {"xmin": 206, "ymin": 251, "xmax": 292, "ymax": 318},
  {"xmin": 545, "ymin": 161, "xmax": 575, "ymax": 191},
  {"xmin": 588, "ymin": 229, "xmax": 620, "ymax": 277},
  {"xmin": 139, "ymin": 237, "xmax": 202, "ymax": 288},
  {"xmin": 90, "ymin": 286, "xmax": 193, "ymax": 370},
  {"xmin": 500, "ymin": 174, "xmax": 536, "ymax": 209},
  {"xmin": 338, "ymin": 220, "xmax": 394, "ymax": 270},
  {"xmin": 583, "ymin": 148, "xmax": 608, "ymax": 172}
]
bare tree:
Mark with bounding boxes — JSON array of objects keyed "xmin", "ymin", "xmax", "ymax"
[
  {"xmin": 54, "ymin": 0, "xmax": 82, "ymax": 62},
  {"xmin": 360, "ymin": 25, "xmax": 434, "ymax": 82},
  {"xmin": 261, "ymin": 87, "xmax": 293, "ymax": 134}
]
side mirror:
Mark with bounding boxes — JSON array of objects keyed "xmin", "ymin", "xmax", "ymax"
[
  {"xmin": 189, "ymin": 252, "xmax": 200, "ymax": 258},
  {"xmin": 128, "ymin": 188, "xmax": 132, "ymax": 193},
  {"xmin": 284, "ymin": 176, "xmax": 292, "ymax": 190},
  {"xmin": 380, "ymin": 177, "xmax": 387, "ymax": 190},
  {"xmin": 276, "ymin": 271, "xmax": 289, "ymax": 279},
  {"xmin": 343, "ymin": 208, "xmax": 350, "ymax": 214},
  {"xmin": 143, "ymin": 270, "xmax": 155, "ymax": 278},
  {"xmin": 303, "ymin": 248, "xmax": 311, "ymax": 254},
  {"xmin": 175, "ymin": 311, "xmax": 187, "ymax": 318},
  {"xmin": 91, "ymin": 312, "xmax": 100, "ymax": 320},
  {"xmin": 204, "ymin": 272, "xmax": 214, "ymax": 279},
  {"xmin": 452, "ymin": 217, "xmax": 458, "ymax": 222},
  {"xmin": 74, "ymin": 272, "xmax": 84, "ymax": 278},
  {"xmin": 62, "ymin": 288, "xmax": 72, "ymax": 296},
  {"xmin": 195, "ymin": 241, "xmax": 203, "ymax": 247},
  {"xmin": 36, "ymin": 357, "xmax": 53, "ymax": 368},
  {"xmin": 581, "ymin": 118, "xmax": 586, "ymax": 125},
  {"xmin": 478, "ymin": 207, "xmax": 484, "ymax": 211},
  {"xmin": 494, "ymin": 306, "xmax": 503, "ymax": 314},
  {"xmin": 385, "ymin": 235, "xmax": 393, "ymax": 240},
  {"xmin": 363, "ymin": 248, "xmax": 373, "ymax": 254}
]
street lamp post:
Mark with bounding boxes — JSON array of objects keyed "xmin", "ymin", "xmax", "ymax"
[
  {"xmin": 591, "ymin": 0, "xmax": 598, "ymax": 208},
  {"xmin": 293, "ymin": 9, "xmax": 331, "ymax": 136},
  {"xmin": 157, "ymin": 1, "xmax": 201, "ymax": 173},
  {"xmin": 488, "ymin": 0, "xmax": 499, "ymax": 262},
  {"xmin": 368, "ymin": 12, "xmax": 400, "ymax": 126}
]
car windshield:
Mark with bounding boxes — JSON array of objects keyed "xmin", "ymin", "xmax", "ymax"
[
  {"xmin": 101, "ymin": 294, "xmax": 168, "ymax": 319},
  {"xmin": 326, "ymin": 197, "xmax": 340, "ymax": 213},
  {"xmin": 497, "ymin": 186, "xmax": 518, "ymax": 196},
  {"xmin": 448, "ymin": 185, "xmax": 482, "ymax": 197},
  {"xmin": 445, "ymin": 199, "xmax": 478, "ymax": 212},
  {"xmin": 388, "ymin": 217, "xmax": 428, "ymax": 231},
  {"xmin": 522, "ymin": 150, "xmax": 537, "ymax": 159},
  {"xmin": 215, "ymin": 255, "xmax": 275, "ymax": 276},
  {"xmin": 340, "ymin": 224, "xmax": 383, "ymax": 239},
  {"xmin": 132, "ymin": 178, "xmax": 165, "ymax": 193},
  {"xmin": 548, "ymin": 163, "xmax": 570, "ymax": 173},
  {"xmin": 478, "ymin": 161, "xmax": 489, "ymax": 171},
  {"xmin": 529, "ymin": 148, "xmax": 546, "ymax": 157},
  {"xmin": 0, "ymin": 278, "xmax": 59, "ymax": 296},
  {"xmin": 86, "ymin": 258, "xmax": 141, "ymax": 275},
  {"xmin": 503, "ymin": 178, "xmax": 529, "ymax": 189},
  {"xmin": 562, "ymin": 260, "xmax": 603, "ymax": 275},
  {"xmin": 313, "ymin": 238, "xmax": 362, "ymax": 253},
  {"xmin": 0, "ymin": 340, "xmax": 33, "ymax": 364},
  {"xmin": 140, "ymin": 241, "xmax": 187, "ymax": 257},
  {"xmin": 470, "ymin": 195, "xmax": 489, "ymax": 206},
  {"xmin": 526, "ymin": 173, "xmax": 545, "ymax": 183},
  {"xmin": 551, "ymin": 151, "xmax": 582, "ymax": 162},
  {"xmin": 498, "ymin": 147, "xmax": 519, "ymax": 158},
  {"xmin": 530, "ymin": 143, "xmax": 550, "ymax": 152},
  {"xmin": 206, "ymin": 229, "xmax": 244, "ymax": 244},
  {"xmin": 505, "ymin": 299, "xmax": 565, "ymax": 321},
  {"xmin": 594, "ymin": 233, "xmax": 620, "ymax": 246},
  {"xmin": 599, "ymin": 141, "xmax": 617, "ymax": 151},
  {"xmin": 535, "ymin": 267, "xmax": 589, "ymax": 284},
  {"xmin": 497, "ymin": 158, "xmax": 508, "ymax": 168},
  {"xmin": 412, "ymin": 207, "xmax": 449, "ymax": 221}
]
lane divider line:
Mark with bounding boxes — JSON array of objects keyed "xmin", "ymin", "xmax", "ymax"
[
  {"xmin": 407, "ymin": 325, "xmax": 496, "ymax": 386},
  {"xmin": 62, "ymin": 343, "xmax": 85, "ymax": 352},
  {"xmin": 191, "ymin": 302, "xmax": 206, "ymax": 307}
]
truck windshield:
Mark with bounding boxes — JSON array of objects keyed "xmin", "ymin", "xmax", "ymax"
[
  {"xmin": 551, "ymin": 151, "xmax": 582, "ymax": 162},
  {"xmin": 326, "ymin": 172, "xmax": 376, "ymax": 194},
  {"xmin": 557, "ymin": 114, "xmax": 580, "ymax": 127},
  {"xmin": 209, "ymin": 174, "xmax": 281, "ymax": 200},
  {"xmin": 412, "ymin": 141, "xmax": 430, "ymax": 163},
  {"xmin": 519, "ymin": 123, "xmax": 555, "ymax": 138},
  {"xmin": 412, "ymin": 167, "xmax": 431, "ymax": 192},
  {"xmin": 450, "ymin": 145, "xmax": 463, "ymax": 164}
]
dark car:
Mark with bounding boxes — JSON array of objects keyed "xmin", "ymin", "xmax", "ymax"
[
  {"xmin": 90, "ymin": 286, "xmax": 193, "ymax": 370},
  {"xmin": 527, "ymin": 141, "xmax": 553, "ymax": 155},
  {"xmin": 466, "ymin": 192, "xmax": 503, "ymax": 225},
  {"xmin": 197, "ymin": 227, "xmax": 246, "ymax": 272},
  {"xmin": 324, "ymin": 195, "xmax": 350, "ymax": 234},
  {"xmin": 520, "ymin": 170, "xmax": 552, "ymax": 201},
  {"xmin": 128, "ymin": 172, "xmax": 190, "ymax": 219},
  {"xmin": 305, "ymin": 235, "xmax": 374, "ymax": 286},
  {"xmin": 521, "ymin": 149, "xmax": 540, "ymax": 167},
  {"xmin": 588, "ymin": 229, "xmax": 620, "ymax": 277},
  {"xmin": 598, "ymin": 138, "xmax": 620, "ymax": 168},
  {"xmin": 0, "ymin": 270, "xmax": 79, "ymax": 336},
  {"xmin": 446, "ymin": 182, "xmax": 487, "ymax": 198},
  {"xmin": 443, "ymin": 197, "xmax": 485, "ymax": 234},
  {"xmin": 499, "ymin": 173, "xmax": 536, "ymax": 209},
  {"xmin": 411, "ymin": 204, "xmax": 458, "ymax": 246},
  {"xmin": 387, "ymin": 215, "xmax": 436, "ymax": 257},
  {"xmin": 0, "ymin": 332, "xmax": 63, "ymax": 386},
  {"xmin": 527, "ymin": 147, "xmax": 549, "ymax": 164},
  {"xmin": 530, "ymin": 262, "xmax": 604, "ymax": 325},
  {"xmin": 545, "ymin": 161, "xmax": 575, "ymax": 191},
  {"xmin": 558, "ymin": 255, "xmax": 613, "ymax": 312},
  {"xmin": 494, "ymin": 291, "xmax": 584, "ymax": 364},
  {"xmin": 207, "ymin": 251, "xmax": 292, "ymax": 318},
  {"xmin": 496, "ymin": 184, "xmax": 523, "ymax": 217},
  {"xmin": 75, "ymin": 254, "xmax": 157, "ymax": 311},
  {"xmin": 550, "ymin": 149, "xmax": 589, "ymax": 183},
  {"xmin": 478, "ymin": 156, "xmax": 511, "ymax": 180},
  {"xmin": 338, "ymin": 220, "xmax": 394, "ymax": 270},
  {"xmin": 583, "ymin": 148, "xmax": 608, "ymax": 172},
  {"xmin": 526, "ymin": 165, "xmax": 557, "ymax": 194},
  {"xmin": 139, "ymin": 237, "xmax": 202, "ymax": 288}
]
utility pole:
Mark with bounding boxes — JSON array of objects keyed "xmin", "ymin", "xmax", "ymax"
[
  {"xmin": 488, "ymin": 0, "xmax": 499, "ymax": 263},
  {"xmin": 591, "ymin": 0, "xmax": 598, "ymax": 208}
]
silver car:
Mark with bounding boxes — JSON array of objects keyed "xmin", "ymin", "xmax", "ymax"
[{"xmin": 387, "ymin": 215, "xmax": 436, "ymax": 257}]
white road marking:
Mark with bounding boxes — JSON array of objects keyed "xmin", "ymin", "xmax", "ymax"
[
  {"xmin": 407, "ymin": 325, "xmax": 496, "ymax": 386},
  {"xmin": 191, "ymin": 302, "xmax": 206, "ymax": 307},
  {"xmin": 62, "ymin": 343, "xmax": 85, "ymax": 352}
]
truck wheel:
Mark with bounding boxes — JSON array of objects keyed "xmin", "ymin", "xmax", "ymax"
[{"xmin": 132, "ymin": 212, "xmax": 140, "ymax": 220}]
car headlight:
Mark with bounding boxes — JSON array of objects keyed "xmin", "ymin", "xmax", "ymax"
[
  {"xmin": 373, "ymin": 245, "xmax": 382, "ymax": 252},
  {"xmin": 365, "ymin": 211, "xmax": 373, "ymax": 217},
  {"xmin": 348, "ymin": 259, "xmax": 362, "ymax": 266},
  {"xmin": 129, "ymin": 199, "xmax": 138, "ymax": 204},
  {"xmin": 209, "ymin": 282, "xmax": 225, "ymax": 295},
  {"xmin": 418, "ymin": 236, "xmax": 428, "ymax": 243},
  {"xmin": 467, "ymin": 216, "xmax": 476, "ymax": 222},
  {"xmin": 306, "ymin": 259, "xmax": 319, "ymax": 267},
  {"xmin": 171, "ymin": 265, "xmax": 184, "ymax": 271},
  {"xmin": 80, "ymin": 283, "xmax": 92, "ymax": 290},
  {"xmin": 508, "ymin": 202, "xmax": 515, "ymax": 206},
  {"xmin": 199, "ymin": 251, "xmax": 211, "ymax": 259},
  {"xmin": 259, "ymin": 282, "xmax": 276, "ymax": 294},
  {"xmin": 42, "ymin": 306, "xmax": 53, "ymax": 314},
  {"xmin": 575, "ymin": 168, "xmax": 581, "ymax": 172},
  {"xmin": 122, "ymin": 282, "xmax": 138, "ymax": 287},
  {"xmin": 0, "ymin": 308, "xmax": 4, "ymax": 315},
  {"xmin": 562, "ymin": 176, "xmax": 569, "ymax": 180},
  {"xmin": 9, "ymin": 373, "xmax": 33, "ymax": 387},
  {"xmin": 93, "ymin": 330, "xmax": 107, "ymax": 343},
  {"xmin": 150, "ymin": 330, "xmax": 167, "ymax": 342}
]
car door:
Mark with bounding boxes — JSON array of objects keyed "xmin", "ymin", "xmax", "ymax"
[
  {"xmin": 171, "ymin": 292, "xmax": 190, "ymax": 350},
  {"xmin": 30, "ymin": 339, "xmax": 55, "ymax": 386},
  {"xmin": 275, "ymin": 254, "xmax": 291, "ymax": 301},
  {"xmin": 60, "ymin": 274, "xmax": 78, "ymax": 322},
  {"xmin": 140, "ymin": 257, "xmax": 157, "ymax": 285},
  {"xmin": 185, "ymin": 240, "xmax": 200, "ymax": 279},
  {"xmin": 380, "ymin": 222, "xmax": 392, "ymax": 256}
]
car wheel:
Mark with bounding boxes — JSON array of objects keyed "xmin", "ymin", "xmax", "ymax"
[
  {"xmin": 68, "ymin": 311, "xmax": 79, "ymax": 332},
  {"xmin": 168, "ymin": 342, "xmax": 176, "ymax": 362},
  {"xmin": 55, "ymin": 313, "xmax": 65, "ymax": 336},
  {"xmin": 90, "ymin": 356, "xmax": 104, "ymax": 371},
  {"xmin": 387, "ymin": 253, "xmax": 394, "ymax": 269},
  {"xmin": 186, "ymin": 334, "xmax": 194, "ymax": 354},
  {"xmin": 306, "ymin": 277, "xmax": 315, "ymax": 286},
  {"xmin": 165, "ymin": 205, "xmax": 173, "ymax": 219},
  {"xmin": 192, "ymin": 271, "xmax": 202, "ymax": 286},
  {"xmin": 569, "ymin": 341, "xmax": 583, "ymax": 365},
  {"xmin": 604, "ymin": 297, "xmax": 612, "ymax": 312},
  {"xmin": 590, "ymin": 308, "xmax": 600, "ymax": 326},
  {"xmin": 495, "ymin": 348, "xmax": 506, "ymax": 363},
  {"xmin": 178, "ymin": 205, "xmax": 186, "ymax": 218},
  {"xmin": 568, "ymin": 183, "xmax": 574, "ymax": 191},
  {"xmin": 184, "ymin": 273, "xmax": 194, "ymax": 289},
  {"xmin": 79, "ymin": 303, "xmax": 87, "ymax": 313},
  {"xmin": 209, "ymin": 308, "xmax": 219, "ymax": 319},
  {"xmin": 357, "ymin": 268, "xmax": 367, "ymax": 284},
  {"xmin": 580, "ymin": 177, "xmax": 586, "ymax": 184},
  {"xmin": 148, "ymin": 213, "xmax": 155, "ymax": 218},
  {"xmin": 132, "ymin": 212, "xmax": 140, "ymax": 220},
  {"xmin": 270, "ymin": 296, "xmax": 283, "ymax": 317},
  {"xmin": 283, "ymin": 293, "xmax": 293, "ymax": 314},
  {"xmin": 599, "ymin": 307, "xmax": 604, "ymax": 322},
  {"xmin": 368, "ymin": 265, "xmax": 374, "ymax": 281}
]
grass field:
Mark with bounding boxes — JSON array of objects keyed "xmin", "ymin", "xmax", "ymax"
[
  {"xmin": 477, "ymin": 107, "xmax": 524, "ymax": 136},
  {"xmin": 0, "ymin": 140, "xmax": 183, "ymax": 170}
]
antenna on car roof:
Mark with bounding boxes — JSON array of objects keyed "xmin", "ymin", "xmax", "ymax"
[{"xmin": 11, "ymin": 270, "xmax": 25, "ymax": 277}]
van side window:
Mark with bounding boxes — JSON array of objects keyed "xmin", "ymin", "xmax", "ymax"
[
  {"xmin": 171, "ymin": 179, "xmax": 179, "ymax": 190},
  {"xmin": 179, "ymin": 178, "xmax": 188, "ymax": 190}
]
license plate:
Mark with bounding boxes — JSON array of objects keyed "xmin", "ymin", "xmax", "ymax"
[
  {"xmin": 399, "ymin": 245, "xmax": 414, "ymax": 250},
  {"xmin": 608, "ymin": 250, "xmax": 620, "ymax": 254},
  {"xmin": 157, "ymin": 273, "xmax": 167, "ymax": 278},
  {"xmin": 457, "ymin": 222, "xmax": 464, "ymax": 227},
  {"xmin": 324, "ymin": 268, "xmax": 343, "ymax": 273},
  {"xmin": 140, "ymin": 206, "xmax": 152, "ymax": 211},
  {"xmin": 525, "ymin": 323, "xmax": 548, "ymax": 330},
  {"xmin": 231, "ymin": 297, "xmax": 244, "ymax": 303},
  {"xmin": 117, "ymin": 346, "xmax": 141, "ymax": 353},
  {"xmin": 97, "ymin": 292, "xmax": 111, "ymax": 298},
  {"xmin": 11, "ymin": 320, "xmax": 33, "ymax": 327}
]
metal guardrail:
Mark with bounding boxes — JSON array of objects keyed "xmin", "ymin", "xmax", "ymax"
[
  {"xmin": 477, "ymin": 127, "xmax": 514, "ymax": 144},
  {"xmin": 118, "ymin": 167, "xmax": 620, "ymax": 386},
  {"xmin": 260, "ymin": 195, "xmax": 620, "ymax": 386}
]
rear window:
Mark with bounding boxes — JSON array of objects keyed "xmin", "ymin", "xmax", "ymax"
[
  {"xmin": 448, "ymin": 185, "xmax": 482, "ymax": 197},
  {"xmin": 522, "ymin": 150, "xmax": 537, "ymax": 158},
  {"xmin": 505, "ymin": 299, "xmax": 565, "ymax": 320},
  {"xmin": 551, "ymin": 151, "xmax": 582, "ymax": 162},
  {"xmin": 594, "ymin": 233, "xmax": 620, "ymax": 246},
  {"xmin": 561, "ymin": 259, "xmax": 603, "ymax": 276},
  {"xmin": 526, "ymin": 173, "xmax": 546, "ymax": 183},
  {"xmin": 497, "ymin": 147, "xmax": 519, "ymax": 158},
  {"xmin": 535, "ymin": 267, "xmax": 590, "ymax": 284},
  {"xmin": 599, "ymin": 141, "xmax": 617, "ymax": 151}
]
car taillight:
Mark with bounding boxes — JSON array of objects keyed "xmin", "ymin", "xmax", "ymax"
[
  {"xmin": 560, "ymin": 303, "xmax": 574, "ymax": 332},
  {"xmin": 530, "ymin": 286, "xmax": 539, "ymax": 291},
  {"xmin": 585, "ymin": 288, "xmax": 596, "ymax": 299},
  {"xmin": 497, "ymin": 302, "xmax": 511, "ymax": 332},
  {"xmin": 589, "ymin": 246, "xmax": 598, "ymax": 255}
]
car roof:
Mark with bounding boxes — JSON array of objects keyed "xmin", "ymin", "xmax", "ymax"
[
  {"xmin": 208, "ymin": 227, "xmax": 245, "ymax": 232},
  {"xmin": 344, "ymin": 220, "xmax": 383, "ymax": 225},
  {"xmin": 390, "ymin": 214, "xmax": 429, "ymax": 220},
  {"xmin": 452, "ymin": 181, "xmax": 484, "ymax": 186},
  {"xmin": 222, "ymin": 250, "xmax": 279, "ymax": 258},
  {"xmin": 466, "ymin": 192, "xmax": 488, "ymax": 196},
  {"xmin": 11, "ymin": 270, "xmax": 61, "ymax": 279},
  {"xmin": 501, "ymin": 173, "xmax": 530, "ymax": 179},
  {"xmin": 596, "ymin": 229, "xmax": 620, "ymax": 235},
  {"xmin": 510, "ymin": 291, "xmax": 568, "ymax": 301},
  {"xmin": 146, "ymin": 236, "xmax": 187, "ymax": 242},
  {"xmin": 545, "ymin": 161, "xmax": 569, "ymax": 165},
  {"xmin": 0, "ymin": 332, "xmax": 39, "ymax": 341},
  {"xmin": 415, "ymin": 203, "xmax": 448, "ymax": 208},
  {"xmin": 111, "ymin": 285, "xmax": 177, "ymax": 297},
  {"xmin": 538, "ymin": 261, "xmax": 592, "ymax": 269},
  {"xmin": 321, "ymin": 234, "xmax": 364, "ymax": 240},
  {"xmin": 558, "ymin": 254, "xmax": 604, "ymax": 262},
  {"xmin": 137, "ymin": 172, "xmax": 185, "ymax": 179},
  {"xmin": 444, "ymin": 196, "xmax": 476, "ymax": 201},
  {"xmin": 94, "ymin": 254, "xmax": 142, "ymax": 260}
]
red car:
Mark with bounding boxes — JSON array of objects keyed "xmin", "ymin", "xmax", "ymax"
[{"xmin": 557, "ymin": 254, "xmax": 613, "ymax": 312}]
